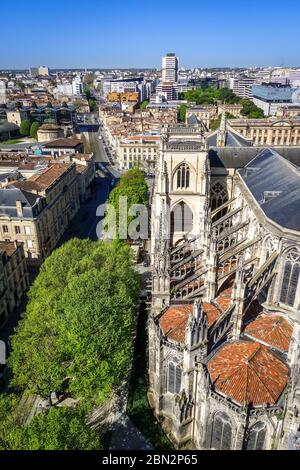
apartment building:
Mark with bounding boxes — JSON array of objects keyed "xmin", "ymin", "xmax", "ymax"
[
  {"xmin": 0, "ymin": 241, "xmax": 29, "ymax": 326},
  {"xmin": 229, "ymin": 118, "xmax": 300, "ymax": 146},
  {"xmin": 229, "ymin": 76, "xmax": 256, "ymax": 99},
  {"xmin": 118, "ymin": 135, "xmax": 160, "ymax": 172},
  {"xmin": 0, "ymin": 163, "xmax": 80, "ymax": 268},
  {"xmin": 162, "ymin": 53, "xmax": 179, "ymax": 83}
]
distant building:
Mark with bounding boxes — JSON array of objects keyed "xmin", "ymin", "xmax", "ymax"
[
  {"xmin": 37, "ymin": 124, "xmax": 64, "ymax": 142},
  {"xmin": 72, "ymin": 76, "xmax": 83, "ymax": 96},
  {"xmin": 162, "ymin": 53, "xmax": 179, "ymax": 83},
  {"xmin": 229, "ymin": 76, "xmax": 256, "ymax": 99},
  {"xmin": 0, "ymin": 241, "xmax": 29, "ymax": 326},
  {"xmin": 229, "ymin": 117, "xmax": 300, "ymax": 146},
  {"xmin": 118, "ymin": 134, "xmax": 160, "ymax": 172},
  {"xmin": 252, "ymin": 83, "xmax": 300, "ymax": 116},
  {"xmin": 0, "ymin": 81, "xmax": 6, "ymax": 104},
  {"xmin": 107, "ymin": 92, "xmax": 139, "ymax": 103},
  {"xmin": 30, "ymin": 66, "xmax": 50, "ymax": 77}
]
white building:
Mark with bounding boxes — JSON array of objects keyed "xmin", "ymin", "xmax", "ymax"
[
  {"xmin": 229, "ymin": 76, "xmax": 256, "ymax": 99},
  {"xmin": 162, "ymin": 53, "xmax": 179, "ymax": 83},
  {"xmin": 0, "ymin": 81, "xmax": 6, "ymax": 104},
  {"xmin": 72, "ymin": 76, "xmax": 83, "ymax": 96}
]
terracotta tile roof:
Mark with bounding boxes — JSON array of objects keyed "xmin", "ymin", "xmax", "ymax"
[
  {"xmin": 44, "ymin": 138, "xmax": 83, "ymax": 148},
  {"xmin": 208, "ymin": 341, "xmax": 289, "ymax": 406},
  {"xmin": 244, "ymin": 315, "xmax": 292, "ymax": 352},
  {"xmin": 159, "ymin": 304, "xmax": 193, "ymax": 343},
  {"xmin": 14, "ymin": 164, "xmax": 72, "ymax": 192},
  {"xmin": 216, "ymin": 286, "xmax": 233, "ymax": 312}
]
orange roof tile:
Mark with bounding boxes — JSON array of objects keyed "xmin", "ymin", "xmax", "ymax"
[
  {"xmin": 208, "ymin": 342, "xmax": 289, "ymax": 406},
  {"xmin": 244, "ymin": 315, "xmax": 292, "ymax": 352}
]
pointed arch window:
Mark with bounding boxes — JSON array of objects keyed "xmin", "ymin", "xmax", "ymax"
[
  {"xmin": 167, "ymin": 362, "xmax": 182, "ymax": 394},
  {"xmin": 210, "ymin": 412, "xmax": 232, "ymax": 450},
  {"xmin": 280, "ymin": 250, "xmax": 300, "ymax": 308},
  {"xmin": 246, "ymin": 422, "xmax": 266, "ymax": 450},
  {"xmin": 211, "ymin": 182, "xmax": 228, "ymax": 212},
  {"xmin": 176, "ymin": 163, "xmax": 190, "ymax": 189},
  {"xmin": 171, "ymin": 202, "xmax": 193, "ymax": 233}
]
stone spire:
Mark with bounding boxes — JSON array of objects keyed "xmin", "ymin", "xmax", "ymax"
[{"xmin": 217, "ymin": 111, "xmax": 227, "ymax": 147}]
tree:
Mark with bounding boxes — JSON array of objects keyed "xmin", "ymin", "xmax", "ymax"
[
  {"xmin": 209, "ymin": 112, "xmax": 235, "ymax": 131},
  {"xmin": 140, "ymin": 100, "xmax": 149, "ymax": 110},
  {"xmin": 178, "ymin": 104, "xmax": 187, "ymax": 123},
  {"xmin": 9, "ymin": 239, "xmax": 140, "ymax": 407},
  {"xmin": 16, "ymin": 82, "xmax": 26, "ymax": 91},
  {"xmin": 30, "ymin": 121, "xmax": 40, "ymax": 139},
  {"xmin": 88, "ymin": 98, "xmax": 97, "ymax": 112},
  {"xmin": 19, "ymin": 119, "xmax": 31, "ymax": 136},
  {"xmin": 106, "ymin": 168, "xmax": 148, "ymax": 240},
  {"xmin": 0, "ymin": 394, "xmax": 101, "ymax": 450}
]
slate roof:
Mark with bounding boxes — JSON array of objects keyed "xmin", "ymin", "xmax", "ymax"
[
  {"xmin": 244, "ymin": 315, "xmax": 292, "ymax": 352},
  {"xmin": 208, "ymin": 341, "xmax": 289, "ymax": 406},
  {"xmin": 207, "ymin": 129, "xmax": 253, "ymax": 148},
  {"xmin": 238, "ymin": 148, "xmax": 300, "ymax": 231},
  {"xmin": 0, "ymin": 186, "xmax": 40, "ymax": 218}
]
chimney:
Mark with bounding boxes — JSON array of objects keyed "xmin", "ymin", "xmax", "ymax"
[{"xmin": 16, "ymin": 200, "xmax": 23, "ymax": 217}]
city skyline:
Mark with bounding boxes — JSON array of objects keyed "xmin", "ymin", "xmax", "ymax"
[{"xmin": 1, "ymin": 0, "xmax": 300, "ymax": 70}]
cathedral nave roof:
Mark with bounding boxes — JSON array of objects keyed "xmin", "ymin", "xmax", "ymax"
[{"xmin": 244, "ymin": 314, "xmax": 292, "ymax": 353}]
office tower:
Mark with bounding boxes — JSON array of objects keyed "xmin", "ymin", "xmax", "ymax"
[{"xmin": 162, "ymin": 53, "xmax": 179, "ymax": 83}]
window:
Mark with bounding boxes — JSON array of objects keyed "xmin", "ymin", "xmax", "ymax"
[
  {"xmin": 25, "ymin": 226, "xmax": 31, "ymax": 235},
  {"xmin": 171, "ymin": 202, "xmax": 193, "ymax": 233},
  {"xmin": 280, "ymin": 250, "xmax": 300, "ymax": 307},
  {"xmin": 27, "ymin": 240, "xmax": 33, "ymax": 249},
  {"xmin": 211, "ymin": 412, "xmax": 232, "ymax": 450},
  {"xmin": 246, "ymin": 422, "xmax": 266, "ymax": 450},
  {"xmin": 2, "ymin": 225, "xmax": 8, "ymax": 233},
  {"xmin": 176, "ymin": 163, "xmax": 190, "ymax": 189},
  {"xmin": 15, "ymin": 226, "xmax": 21, "ymax": 234},
  {"xmin": 167, "ymin": 362, "xmax": 182, "ymax": 394},
  {"xmin": 211, "ymin": 182, "xmax": 228, "ymax": 212}
]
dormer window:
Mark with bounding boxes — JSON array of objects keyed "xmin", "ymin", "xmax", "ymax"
[{"xmin": 176, "ymin": 163, "xmax": 190, "ymax": 189}]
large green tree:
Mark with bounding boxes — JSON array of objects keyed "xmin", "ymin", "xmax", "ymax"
[
  {"xmin": 9, "ymin": 239, "xmax": 140, "ymax": 406},
  {"xmin": 178, "ymin": 104, "xmax": 187, "ymax": 123}
]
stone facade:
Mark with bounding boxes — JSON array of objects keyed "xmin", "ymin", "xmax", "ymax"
[{"xmin": 148, "ymin": 124, "xmax": 300, "ymax": 450}]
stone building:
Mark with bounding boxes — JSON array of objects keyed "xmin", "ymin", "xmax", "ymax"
[
  {"xmin": 0, "ymin": 241, "xmax": 29, "ymax": 326},
  {"xmin": 148, "ymin": 119, "xmax": 300, "ymax": 450},
  {"xmin": 229, "ymin": 118, "xmax": 300, "ymax": 146},
  {"xmin": 0, "ymin": 163, "xmax": 80, "ymax": 268}
]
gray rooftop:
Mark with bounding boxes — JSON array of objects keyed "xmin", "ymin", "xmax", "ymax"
[{"xmin": 238, "ymin": 148, "xmax": 300, "ymax": 232}]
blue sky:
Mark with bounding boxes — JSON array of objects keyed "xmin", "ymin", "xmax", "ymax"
[{"xmin": 0, "ymin": 0, "xmax": 299, "ymax": 69}]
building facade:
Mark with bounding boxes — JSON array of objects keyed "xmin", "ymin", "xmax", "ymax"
[
  {"xmin": 0, "ymin": 163, "xmax": 80, "ymax": 268},
  {"xmin": 148, "ymin": 124, "xmax": 300, "ymax": 450},
  {"xmin": 229, "ymin": 118, "xmax": 300, "ymax": 146},
  {"xmin": 0, "ymin": 241, "xmax": 29, "ymax": 327},
  {"xmin": 162, "ymin": 53, "xmax": 179, "ymax": 84}
]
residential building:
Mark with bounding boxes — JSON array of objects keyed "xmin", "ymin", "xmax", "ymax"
[
  {"xmin": 72, "ymin": 76, "xmax": 83, "ymax": 96},
  {"xmin": 30, "ymin": 66, "xmax": 50, "ymax": 77},
  {"xmin": 0, "ymin": 163, "xmax": 80, "ymax": 268},
  {"xmin": 0, "ymin": 81, "xmax": 6, "ymax": 104},
  {"xmin": 0, "ymin": 241, "xmax": 29, "ymax": 326}
]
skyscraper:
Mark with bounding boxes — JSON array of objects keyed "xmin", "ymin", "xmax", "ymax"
[{"xmin": 162, "ymin": 53, "xmax": 178, "ymax": 83}]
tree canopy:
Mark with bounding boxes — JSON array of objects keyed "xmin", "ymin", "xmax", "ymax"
[
  {"xmin": 178, "ymin": 104, "xmax": 187, "ymax": 123},
  {"xmin": 0, "ymin": 394, "xmax": 101, "ymax": 450},
  {"xmin": 106, "ymin": 168, "xmax": 148, "ymax": 240},
  {"xmin": 9, "ymin": 239, "xmax": 140, "ymax": 407},
  {"xmin": 30, "ymin": 121, "xmax": 40, "ymax": 139},
  {"xmin": 140, "ymin": 100, "xmax": 149, "ymax": 110},
  {"xmin": 19, "ymin": 119, "xmax": 31, "ymax": 136},
  {"xmin": 184, "ymin": 86, "xmax": 264, "ymax": 118}
]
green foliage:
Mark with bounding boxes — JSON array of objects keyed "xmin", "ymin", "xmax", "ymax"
[
  {"xmin": 184, "ymin": 87, "xmax": 264, "ymax": 118},
  {"xmin": 84, "ymin": 73, "xmax": 95, "ymax": 86},
  {"xmin": 140, "ymin": 100, "xmax": 149, "ymax": 110},
  {"xmin": 9, "ymin": 239, "xmax": 140, "ymax": 407},
  {"xmin": 0, "ymin": 394, "xmax": 101, "ymax": 450},
  {"xmin": 30, "ymin": 121, "xmax": 40, "ymax": 139},
  {"xmin": 16, "ymin": 82, "xmax": 26, "ymax": 91},
  {"xmin": 88, "ymin": 98, "xmax": 97, "ymax": 112},
  {"xmin": 19, "ymin": 119, "xmax": 31, "ymax": 136},
  {"xmin": 178, "ymin": 104, "xmax": 187, "ymax": 123},
  {"xmin": 107, "ymin": 168, "xmax": 148, "ymax": 240},
  {"xmin": 127, "ymin": 303, "xmax": 173, "ymax": 450},
  {"xmin": 210, "ymin": 112, "xmax": 235, "ymax": 131}
]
